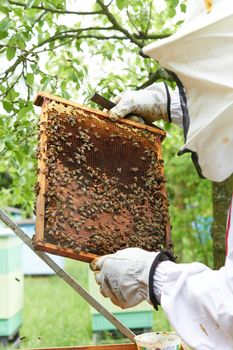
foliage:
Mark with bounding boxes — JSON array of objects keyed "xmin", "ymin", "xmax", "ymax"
[
  {"xmin": 0, "ymin": 0, "xmax": 213, "ymax": 265},
  {"xmin": 162, "ymin": 124, "xmax": 212, "ymax": 266},
  {"xmin": 0, "ymin": 0, "xmax": 186, "ymax": 214}
]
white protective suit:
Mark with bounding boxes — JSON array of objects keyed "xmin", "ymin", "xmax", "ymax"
[
  {"xmin": 143, "ymin": 0, "xmax": 233, "ymax": 182},
  {"xmin": 142, "ymin": 1, "xmax": 233, "ymax": 349},
  {"xmin": 153, "ymin": 198, "xmax": 233, "ymax": 349},
  {"xmin": 92, "ymin": 2, "xmax": 233, "ymax": 349}
]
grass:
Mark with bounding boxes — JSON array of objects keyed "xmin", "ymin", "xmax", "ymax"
[
  {"xmin": 6, "ymin": 259, "xmax": 171, "ymax": 349},
  {"xmin": 17, "ymin": 259, "xmax": 92, "ymax": 349}
]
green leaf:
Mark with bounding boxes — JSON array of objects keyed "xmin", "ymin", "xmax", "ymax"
[
  {"xmin": 167, "ymin": 0, "xmax": 179, "ymax": 6},
  {"xmin": 176, "ymin": 20, "xmax": 184, "ymax": 27},
  {"xmin": 7, "ymin": 88, "xmax": 19, "ymax": 100},
  {"xmin": 0, "ymin": 17, "xmax": 10, "ymax": 32},
  {"xmin": 40, "ymin": 76, "xmax": 47, "ymax": 84},
  {"xmin": 19, "ymin": 120, "xmax": 31, "ymax": 128},
  {"xmin": 0, "ymin": 5, "xmax": 9, "ymax": 15},
  {"xmin": 26, "ymin": 73, "xmax": 34, "ymax": 86},
  {"xmin": 16, "ymin": 33, "xmax": 25, "ymax": 50},
  {"xmin": 61, "ymin": 90, "xmax": 71, "ymax": 99},
  {"xmin": 41, "ymin": 77, "xmax": 50, "ymax": 90},
  {"xmin": 0, "ymin": 143, "xmax": 5, "ymax": 153},
  {"xmin": 168, "ymin": 7, "xmax": 176, "ymax": 18},
  {"xmin": 8, "ymin": 34, "xmax": 17, "ymax": 46},
  {"xmin": 180, "ymin": 4, "xmax": 186, "ymax": 13},
  {"xmin": 26, "ymin": 0, "xmax": 35, "ymax": 8},
  {"xmin": 6, "ymin": 47, "xmax": 16, "ymax": 61},
  {"xmin": 14, "ymin": 8, "xmax": 23, "ymax": 17},
  {"xmin": 116, "ymin": 0, "xmax": 128, "ymax": 10},
  {"xmin": 5, "ymin": 140, "xmax": 14, "ymax": 150},
  {"xmin": 14, "ymin": 150, "xmax": 23, "ymax": 164},
  {"xmin": 60, "ymin": 80, "xmax": 71, "ymax": 98},
  {"xmin": 2, "ymin": 100, "xmax": 13, "ymax": 112},
  {"xmin": 17, "ymin": 106, "xmax": 32, "ymax": 119},
  {"xmin": 18, "ymin": 98, "xmax": 26, "ymax": 109},
  {"xmin": 14, "ymin": 121, "xmax": 19, "ymax": 128},
  {"xmin": 164, "ymin": 121, "xmax": 172, "ymax": 131},
  {"xmin": 0, "ymin": 31, "xmax": 8, "ymax": 40},
  {"xmin": 60, "ymin": 80, "xmax": 67, "ymax": 91}
]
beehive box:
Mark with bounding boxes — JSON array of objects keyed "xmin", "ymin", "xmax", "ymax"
[{"xmin": 34, "ymin": 92, "xmax": 171, "ymax": 262}]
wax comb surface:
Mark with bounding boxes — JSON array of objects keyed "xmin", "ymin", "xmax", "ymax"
[{"xmin": 34, "ymin": 92, "xmax": 171, "ymax": 262}]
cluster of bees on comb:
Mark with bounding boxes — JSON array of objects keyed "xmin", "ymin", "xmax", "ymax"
[{"xmin": 36, "ymin": 100, "xmax": 170, "ymax": 257}]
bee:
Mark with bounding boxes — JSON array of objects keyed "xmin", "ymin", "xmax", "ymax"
[
  {"xmin": 130, "ymin": 167, "xmax": 139, "ymax": 172},
  {"xmin": 132, "ymin": 142, "xmax": 140, "ymax": 148},
  {"xmin": 94, "ymin": 132, "xmax": 100, "ymax": 139},
  {"xmin": 74, "ymin": 247, "xmax": 81, "ymax": 253}
]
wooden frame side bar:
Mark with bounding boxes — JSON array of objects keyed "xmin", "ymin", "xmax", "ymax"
[
  {"xmin": 35, "ymin": 100, "xmax": 48, "ymax": 243},
  {"xmin": 155, "ymin": 141, "xmax": 172, "ymax": 250}
]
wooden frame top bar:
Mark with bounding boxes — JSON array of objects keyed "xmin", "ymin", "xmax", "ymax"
[{"xmin": 34, "ymin": 91, "xmax": 166, "ymax": 140}]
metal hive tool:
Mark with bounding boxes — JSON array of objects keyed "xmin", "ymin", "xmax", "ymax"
[{"xmin": 34, "ymin": 92, "xmax": 172, "ymax": 263}]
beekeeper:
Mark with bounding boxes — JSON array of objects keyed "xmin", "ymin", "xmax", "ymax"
[{"xmin": 90, "ymin": 1, "xmax": 233, "ymax": 349}]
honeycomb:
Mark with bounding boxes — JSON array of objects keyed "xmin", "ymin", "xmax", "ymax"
[{"xmin": 34, "ymin": 92, "xmax": 171, "ymax": 262}]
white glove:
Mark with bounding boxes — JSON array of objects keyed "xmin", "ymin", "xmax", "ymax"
[
  {"xmin": 90, "ymin": 248, "xmax": 161, "ymax": 309},
  {"xmin": 109, "ymin": 82, "xmax": 172, "ymax": 123}
]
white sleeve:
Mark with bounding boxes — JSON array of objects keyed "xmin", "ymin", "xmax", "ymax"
[
  {"xmin": 153, "ymin": 260, "xmax": 233, "ymax": 349},
  {"xmin": 170, "ymin": 87, "xmax": 183, "ymax": 128},
  {"xmin": 145, "ymin": 84, "xmax": 183, "ymax": 127}
]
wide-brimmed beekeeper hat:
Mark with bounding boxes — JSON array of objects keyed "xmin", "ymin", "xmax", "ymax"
[{"xmin": 142, "ymin": 0, "xmax": 233, "ymax": 182}]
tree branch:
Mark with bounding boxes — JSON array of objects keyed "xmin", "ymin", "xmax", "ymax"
[
  {"xmin": 0, "ymin": 69, "xmax": 23, "ymax": 99},
  {"xmin": 126, "ymin": 9, "xmax": 140, "ymax": 35},
  {"xmin": 145, "ymin": 1, "xmax": 153, "ymax": 38},
  {"xmin": 0, "ymin": 3, "xmax": 172, "ymax": 103},
  {"xmin": 31, "ymin": 26, "xmax": 170, "ymax": 54},
  {"xmin": 31, "ymin": 26, "xmax": 115, "ymax": 51},
  {"xmin": 9, "ymin": 1, "xmax": 104, "ymax": 15},
  {"xmin": 34, "ymin": 38, "xmax": 75, "ymax": 54},
  {"xmin": 70, "ymin": 34, "xmax": 127, "ymax": 40},
  {"xmin": 0, "ymin": 27, "xmax": 127, "ymax": 85},
  {"xmin": 96, "ymin": 0, "xmax": 143, "ymax": 48},
  {"xmin": 134, "ymin": 33, "xmax": 171, "ymax": 39},
  {"xmin": 31, "ymin": 10, "xmax": 47, "ymax": 29},
  {"xmin": 0, "ymin": 55, "xmax": 24, "ymax": 80},
  {"xmin": 137, "ymin": 69, "xmax": 174, "ymax": 89}
]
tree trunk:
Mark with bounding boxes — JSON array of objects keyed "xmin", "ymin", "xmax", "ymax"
[{"xmin": 212, "ymin": 175, "xmax": 233, "ymax": 269}]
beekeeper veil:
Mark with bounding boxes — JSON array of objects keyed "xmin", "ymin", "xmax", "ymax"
[{"xmin": 142, "ymin": 0, "xmax": 233, "ymax": 182}]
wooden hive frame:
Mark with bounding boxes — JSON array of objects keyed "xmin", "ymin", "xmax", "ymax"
[
  {"xmin": 34, "ymin": 92, "xmax": 172, "ymax": 263},
  {"xmin": 27, "ymin": 345, "xmax": 138, "ymax": 350}
]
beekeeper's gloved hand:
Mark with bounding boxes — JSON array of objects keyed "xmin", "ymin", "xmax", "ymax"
[
  {"xmin": 90, "ymin": 248, "xmax": 175, "ymax": 309},
  {"xmin": 109, "ymin": 82, "xmax": 182, "ymax": 125}
]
